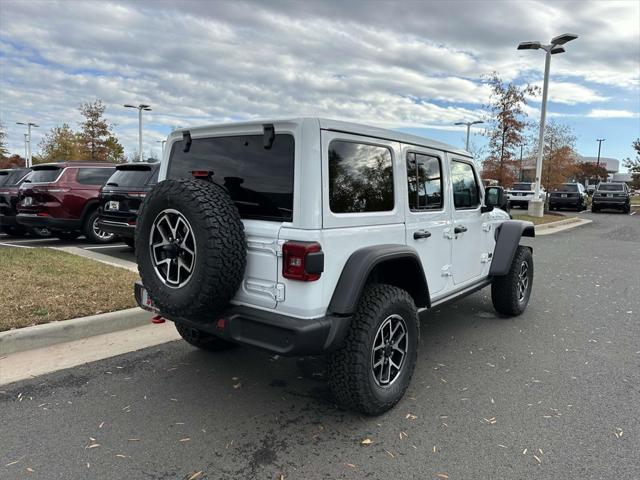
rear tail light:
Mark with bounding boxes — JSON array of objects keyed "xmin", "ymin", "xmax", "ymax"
[
  {"xmin": 282, "ymin": 241, "xmax": 323, "ymax": 281},
  {"xmin": 129, "ymin": 192, "xmax": 147, "ymax": 198},
  {"xmin": 191, "ymin": 170, "xmax": 214, "ymax": 180}
]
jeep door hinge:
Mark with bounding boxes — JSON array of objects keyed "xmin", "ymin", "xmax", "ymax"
[
  {"xmin": 481, "ymin": 252, "xmax": 493, "ymax": 263},
  {"xmin": 441, "ymin": 264, "xmax": 452, "ymax": 277},
  {"xmin": 482, "ymin": 223, "xmax": 492, "ymax": 232}
]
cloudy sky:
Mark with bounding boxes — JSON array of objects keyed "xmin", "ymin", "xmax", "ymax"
[{"xmin": 1, "ymin": 0, "xmax": 639, "ymax": 166}]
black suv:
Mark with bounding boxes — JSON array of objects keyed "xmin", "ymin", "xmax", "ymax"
[
  {"xmin": 592, "ymin": 182, "xmax": 631, "ymax": 213},
  {"xmin": 98, "ymin": 163, "xmax": 159, "ymax": 248},
  {"xmin": 0, "ymin": 167, "xmax": 31, "ymax": 235},
  {"xmin": 549, "ymin": 183, "xmax": 587, "ymax": 211}
]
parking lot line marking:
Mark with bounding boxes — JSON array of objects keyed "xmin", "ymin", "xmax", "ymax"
[
  {"xmin": 83, "ymin": 244, "xmax": 127, "ymax": 250},
  {"xmin": 0, "ymin": 242, "xmax": 34, "ymax": 249}
]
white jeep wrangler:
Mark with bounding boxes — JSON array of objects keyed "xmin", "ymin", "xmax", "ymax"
[{"xmin": 134, "ymin": 118, "xmax": 535, "ymax": 415}]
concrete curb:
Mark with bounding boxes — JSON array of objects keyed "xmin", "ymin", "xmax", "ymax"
[
  {"xmin": 0, "ymin": 308, "xmax": 150, "ymax": 356},
  {"xmin": 51, "ymin": 246, "xmax": 138, "ymax": 273},
  {"xmin": 536, "ymin": 218, "xmax": 593, "ymax": 236}
]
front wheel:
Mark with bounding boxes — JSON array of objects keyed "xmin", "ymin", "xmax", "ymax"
[
  {"xmin": 491, "ymin": 246, "xmax": 533, "ymax": 316},
  {"xmin": 328, "ymin": 284, "xmax": 419, "ymax": 415},
  {"xmin": 175, "ymin": 323, "xmax": 237, "ymax": 351}
]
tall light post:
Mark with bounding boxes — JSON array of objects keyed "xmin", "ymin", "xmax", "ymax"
[
  {"xmin": 124, "ymin": 104, "xmax": 152, "ymax": 162},
  {"xmin": 156, "ymin": 139, "xmax": 166, "ymax": 158},
  {"xmin": 518, "ymin": 33, "xmax": 578, "ymax": 217},
  {"xmin": 23, "ymin": 134, "xmax": 29, "ymax": 164},
  {"xmin": 454, "ymin": 120, "xmax": 484, "ymax": 151},
  {"xmin": 16, "ymin": 121, "xmax": 39, "ymax": 168},
  {"xmin": 596, "ymin": 138, "xmax": 605, "ymax": 183}
]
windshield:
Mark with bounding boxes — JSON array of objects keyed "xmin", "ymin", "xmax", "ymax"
[
  {"xmin": 106, "ymin": 168, "xmax": 153, "ymax": 187},
  {"xmin": 511, "ymin": 183, "xmax": 533, "ymax": 191},
  {"xmin": 598, "ymin": 184, "xmax": 624, "ymax": 192},
  {"xmin": 556, "ymin": 184, "xmax": 578, "ymax": 192},
  {"xmin": 167, "ymin": 133, "xmax": 295, "ymax": 221},
  {"xmin": 27, "ymin": 168, "xmax": 62, "ymax": 183}
]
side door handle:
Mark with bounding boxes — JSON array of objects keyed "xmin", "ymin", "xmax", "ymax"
[
  {"xmin": 413, "ymin": 230, "xmax": 432, "ymax": 239},
  {"xmin": 454, "ymin": 226, "xmax": 467, "ymax": 234}
]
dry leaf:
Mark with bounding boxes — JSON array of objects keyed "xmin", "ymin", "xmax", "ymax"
[
  {"xmin": 533, "ymin": 454, "xmax": 542, "ymax": 464},
  {"xmin": 436, "ymin": 474, "xmax": 449, "ymax": 479},
  {"xmin": 26, "ymin": 467, "xmax": 35, "ymax": 473},
  {"xmin": 384, "ymin": 449, "xmax": 395, "ymax": 459},
  {"xmin": 116, "ymin": 454, "xmax": 126, "ymax": 458},
  {"xmin": 87, "ymin": 444, "xmax": 100, "ymax": 449},
  {"xmin": 345, "ymin": 463, "xmax": 356, "ymax": 469},
  {"xmin": 361, "ymin": 438, "xmax": 373, "ymax": 445},
  {"xmin": 188, "ymin": 472, "xmax": 204, "ymax": 480},
  {"xmin": 179, "ymin": 438, "xmax": 191, "ymax": 442}
]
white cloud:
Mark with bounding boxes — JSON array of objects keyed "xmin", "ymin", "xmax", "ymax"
[{"xmin": 586, "ymin": 109, "xmax": 639, "ymax": 118}]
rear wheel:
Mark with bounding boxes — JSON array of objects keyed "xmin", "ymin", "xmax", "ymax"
[
  {"xmin": 84, "ymin": 210, "xmax": 115, "ymax": 244},
  {"xmin": 175, "ymin": 323, "xmax": 237, "ymax": 351},
  {"xmin": 328, "ymin": 284, "xmax": 419, "ymax": 415},
  {"xmin": 491, "ymin": 246, "xmax": 533, "ymax": 316}
]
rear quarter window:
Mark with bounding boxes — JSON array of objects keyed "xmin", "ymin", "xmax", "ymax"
[
  {"xmin": 28, "ymin": 168, "xmax": 62, "ymax": 183},
  {"xmin": 328, "ymin": 140, "xmax": 394, "ymax": 213},
  {"xmin": 167, "ymin": 134, "xmax": 295, "ymax": 221},
  {"xmin": 76, "ymin": 168, "xmax": 116, "ymax": 185},
  {"xmin": 106, "ymin": 168, "xmax": 153, "ymax": 187}
]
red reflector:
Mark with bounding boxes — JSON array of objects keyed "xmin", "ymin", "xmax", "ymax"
[
  {"xmin": 127, "ymin": 220, "xmax": 136, "ymax": 225},
  {"xmin": 216, "ymin": 318, "xmax": 226, "ymax": 330},
  {"xmin": 191, "ymin": 170, "xmax": 213, "ymax": 179},
  {"xmin": 282, "ymin": 241, "xmax": 321, "ymax": 281},
  {"xmin": 36, "ymin": 212, "xmax": 50, "ymax": 217},
  {"xmin": 151, "ymin": 315, "xmax": 165, "ymax": 324}
]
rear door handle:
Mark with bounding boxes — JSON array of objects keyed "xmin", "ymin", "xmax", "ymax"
[
  {"xmin": 454, "ymin": 226, "xmax": 467, "ymax": 234},
  {"xmin": 413, "ymin": 230, "xmax": 432, "ymax": 239}
]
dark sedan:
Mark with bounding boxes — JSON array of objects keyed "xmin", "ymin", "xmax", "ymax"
[
  {"xmin": 549, "ymin": 183, "xmax": 588, "ymax": 211},
  {"xmin": 98, "ymin": 163, "xmax": 159, "ymax": 248}
]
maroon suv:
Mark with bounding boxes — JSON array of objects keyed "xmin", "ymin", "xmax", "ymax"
[{"xmin": 17, "ymin": 162, "xmax": 117, "ymax": 242}]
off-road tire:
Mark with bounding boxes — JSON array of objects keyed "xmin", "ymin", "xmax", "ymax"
[
  {"xmin": 136, "ymin": 179, "xmax": 246, "ymax": 319},
  {"xmin": 491, "ymin": 246, "xmax": 533, "ymax": 316},
  {"xmin": 175, "ymin": 323, "xmax": 237, "ymax": 351},
  {"xmin": 84, "ymin": 210, "xmax": 115, "ymax": 244},
  {"xmin": 123, "ymin": 237, "xmax": 136, "ymax": 249},
  {"xmin": 327, "ymin": 284, "xmax": 419, "ymax": 415}
]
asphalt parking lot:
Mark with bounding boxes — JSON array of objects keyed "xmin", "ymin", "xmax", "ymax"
[{"xmin": 1, "ymin": 211, "xmax": 639, "ymax": 480}]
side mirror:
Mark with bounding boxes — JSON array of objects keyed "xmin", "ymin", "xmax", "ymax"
[{"xmin": 482, "ymin": 186, "xmax": 505, "ymax": 213}]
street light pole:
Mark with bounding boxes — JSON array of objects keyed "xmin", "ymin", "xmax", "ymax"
[
  {"xmin": 517, "ymin": 33, "xmax": 578, "ymax": 217},
  {"xmin": 596, "ymin": 138, "xmax": 605, "ymax": 166},
  {"xmin": 124, "ymin": 104, "xmax": 152, "ymax": 162},
  {"xmin": 23, "ymin": 134, "xmax": 28, "ymax": 165},
  {"xmin": 156, "ymin": 140, "xmax": 166, "ymax": 158},
  {"xmin": 454, "ymin": 120, "xmax": 484, "ymax": 151},
  {"xmin": 16, "ymin": 121, "xmax": 39, "ymax": 168}
]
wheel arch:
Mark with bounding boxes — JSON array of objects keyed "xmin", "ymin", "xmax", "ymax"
[
  {"xmin": 80, "ymin": 199, "xmax": 99, "ymax": 225},
  {"xmin": 489, "ymin": 220, "xmax": 535, "ymax": 277},
  {"xmin": 328, "ymin": 244, "xmax": 430, "ymax": 315}
]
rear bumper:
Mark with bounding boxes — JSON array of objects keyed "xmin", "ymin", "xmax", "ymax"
[
  {"xmin": 549, "ymin": 197, "xmax": 581, "ymax": 207},
  {"xmin": 0, "ymin": 214, "xmax": 18, "ymax": 228},
  {"xmin": 98, "ymin": 219, "xmax": 135, "ymax": 238},
  {"xmin": 134, "ymin": 281, "xmax": 351, "ymax": 356},
  {"xmin": 16, "ymin": 214, "xmax": 80, "ymax": 231},
  {"xmin": 592, "ymin": 198, "xmax": 628, "ymax": 208}
]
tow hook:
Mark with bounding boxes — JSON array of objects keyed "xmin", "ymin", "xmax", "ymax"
[{"xmin": 151, "ymin": 315, "xmax": 166, "ymax": 324}]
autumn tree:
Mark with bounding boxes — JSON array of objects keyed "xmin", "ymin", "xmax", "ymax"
[
  {"xmin": 574, "ymin": 162, "xmax": 609, "ymax": 185},
  {"xmin": 527, "ymin": 120, "xmax": 579, "ymax": 191},
  {"xmin": 481, "ymin": 73, "xmax": 539, "ymax": 186},
  {"xmin": 623, "ymin": 138, "xmax": 640, "ymax": 189},
  {"xmin": 77, "ymin": 100, "xmax": 125, "ymax": 163},
  {"xmin": 0, "ymin": 154, "xmax": 26, "ymax": 169},
  {"xmin": 38, "ymin": 123, "xmax": 82, "ymax": 162}
]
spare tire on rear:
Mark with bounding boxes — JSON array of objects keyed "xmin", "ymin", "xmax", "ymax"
[{"xmin": 136, "ymin": 178, "xmax": 246, "ymax": 319}]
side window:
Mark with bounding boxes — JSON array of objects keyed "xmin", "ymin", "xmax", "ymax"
[
  {"xmin": 328, "ymin": 140, "xmax": 394, "ymax": 213},
  {"xmin": 407, "ymin": 153, "xmax": 443, "ymax": 210},
  {"xmin": 451, "ymin": 161, "xmax": 480, "ymax": 209},
  {"xmin": 76, "ymin": 168, "xmax": 115, "ymax": 185}
]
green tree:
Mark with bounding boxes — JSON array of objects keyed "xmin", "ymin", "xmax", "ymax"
[
  {"xmin": 623, "ymin": 138, "xmax": 640, "ymax": 189},
  {"xmin": 77, "ymin": 100, "xmax": 125, "ymax": 162},
  {"xmin": 481, "ymin": 73, "xmax": 539, "ymax": 186},
  {"xmin": 38, "ymin": 123, "xmax": 82, "ymax": 162}
]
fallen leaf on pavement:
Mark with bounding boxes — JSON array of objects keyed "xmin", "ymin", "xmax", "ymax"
[
  {"xmin": 361, "ymin": 438, "xmax": 373, "ymax": 445},
  {"xmin": 188, "ymin": 472, "xmax": 204, "ymax": 480}
]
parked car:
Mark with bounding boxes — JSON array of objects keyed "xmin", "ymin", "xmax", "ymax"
[
  {"xmin": 506, "ymin": 182, "xmax": 546, "ymax": 209},
  {"xmin": 0, "ymin": 167, "xmax": 32, "ymax": 236},
  {"xmin": 98, "ymin": 162, "xmax": 160, "ymax": 248},
  {"xmin": 592, "ymin": 182, "xmax": 631, "ymax": 213},
  {"xmin": 133, "ymin": 118, "xmax": 535, "ymax": 415},
  {"xmin": 16, "ymin": 162, "xmax": 117, "ymax": 242},
  {"xmin": 549, "ymin": 183, "xmax": 588, "ymax": 211}
]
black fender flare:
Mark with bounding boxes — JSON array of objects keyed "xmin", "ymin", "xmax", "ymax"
[
  {"xmin": 489, "ymin": 220, "xmax": 535, "ymax": 276},
  {"xmin": 328, "ymin": 244, "xmax": 430, "ymax": 315},
  {"xmin": 80, "ymin": 199, "xmax": 99, "ymax": 224}
]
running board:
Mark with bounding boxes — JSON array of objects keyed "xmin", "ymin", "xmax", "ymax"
[{"xmin": 423, "ymin": 279, "xmax": 492, "ymax": 311}]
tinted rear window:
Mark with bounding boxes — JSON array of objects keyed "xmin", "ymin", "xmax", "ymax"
[
  {"xmin": 76, "ymin": 168, "xmax": 115, "ymax": 185},
  {"xmin": 29, "ymin": 168, "xmax": 62, "ymax": 183},
  {"xmin": 0, "ymin": 172, "xmax": 9, "ymax": 186},
  {"xmin": 167, "ymin": 134, "xmax": 294, "ymax": 221},
  {"xmin": 512, "ymin": 183, "xmax": 533, "ymax": 191},
  {"xmin": 598, "ymin": 184, "xmax": 624, "ymax": 191},
  {"xmin": 557, "ymin": 184, "xmax": 578, "ymax": 192},
  {"xmin": 106, "ymin": 168, "xmax": 153, "ymax": 187}
]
